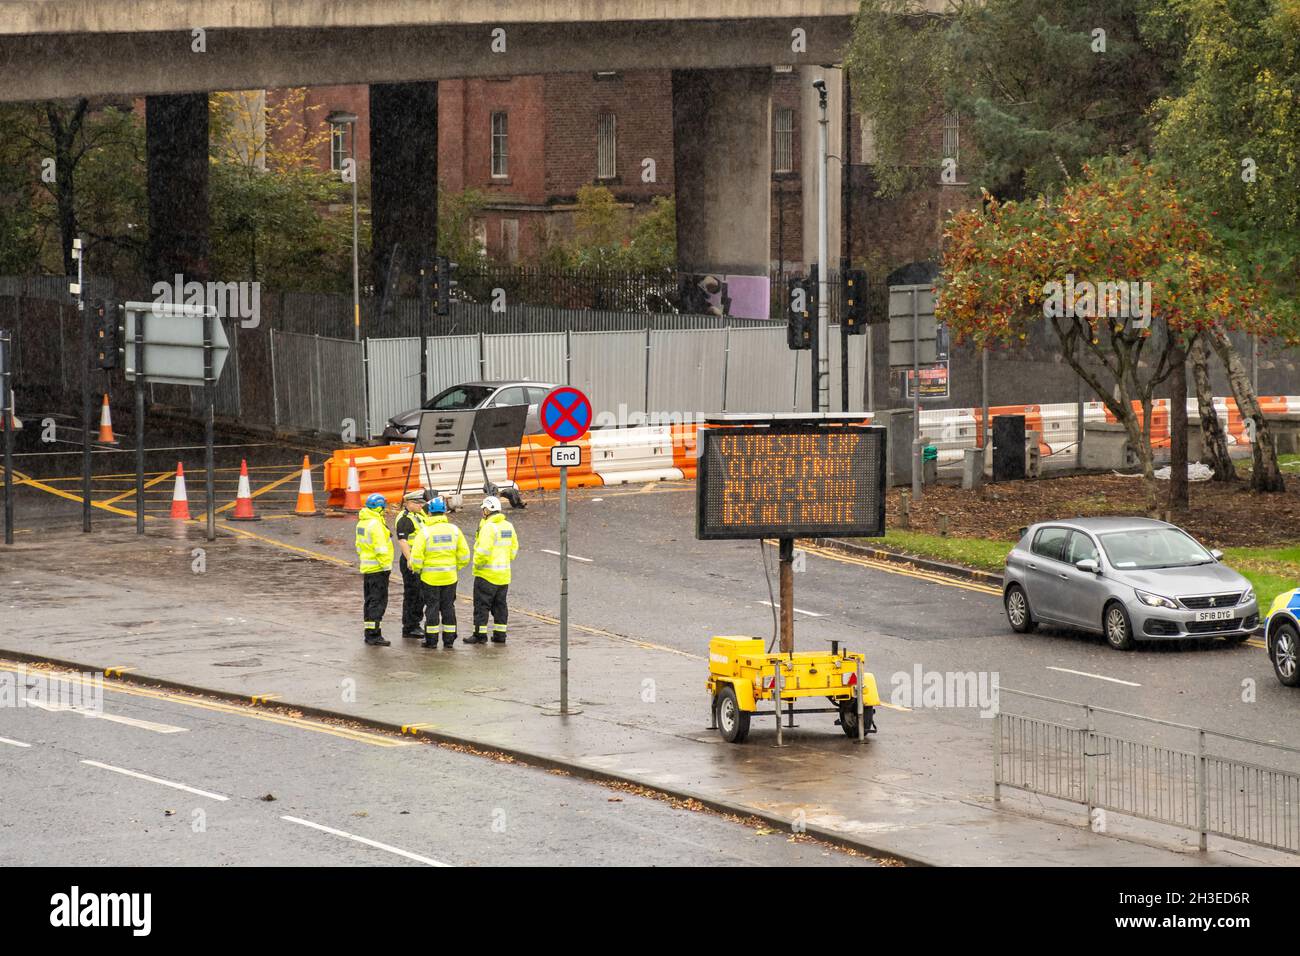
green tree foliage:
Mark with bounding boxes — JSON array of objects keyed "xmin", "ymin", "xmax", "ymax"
[
  {"xmin": 208, "ymin": 90, "xmax": 358, "ymax": 292},
  {"xmin": 437, "ymin": 188, "xmax": 489, "ymax": 266},
  {"xmin": 1151, "ymin": 0, "xmax": 1300, "ymax": 304},
  {"xmin": 536, "ymin": 186, "xmax": 675, "ymax": 271},
  {"xmin": 847, "ymin": 0, "xmax": 1177, "ymax": 199}
]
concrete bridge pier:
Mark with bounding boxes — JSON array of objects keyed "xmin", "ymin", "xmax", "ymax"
[
  {"xmin": 146, "ymin": 92, "xmax": 211, "ymax": 282},
  {"xmin": 369, "ymin": 81, "xmax": 439, "ymax": 297},
  {"xmin": 671, "ymin": 68, "xmax": 772, "ymax": 277}
]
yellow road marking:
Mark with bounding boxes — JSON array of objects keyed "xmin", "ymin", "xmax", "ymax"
[
  {"xmin": 13, "ymin": 473, "xmax": 140, "ymax": 517},
  {"xmin": 217, "ymin": 522, "xmax": 352, "ymax": 567},
  {"xmin": 401, "ymin": 723, "xmax": 433, "ymax": 734},
  {"xmin": 99, "ymin": 469, "xmax": 174, "ymax": 506},
  {"xmin": 215, "ymin": 466, "xmax": 305, "ymax": 515},
  {"xmin": 792, "ymin": 540, "xmax": 1003, "ymax": 596},
  {"xmin": 250, "ymin": 693, "xmax": 280, "ymax": 705},
  {"xmin": 104, "ymin": 666, "xmax": 135, "ymax": 678},
  {"xmin": 0, "ymin": 661, "xmax": 408, "ymax": 748},
  {"xmin": 877, "ymin": 702, "xmax": 912, "ymax": 713}
]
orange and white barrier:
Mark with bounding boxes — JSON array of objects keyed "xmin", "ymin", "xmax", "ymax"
[{"xmin": 169, "ymin": 462, "xmax": 191, "ymax": 520}]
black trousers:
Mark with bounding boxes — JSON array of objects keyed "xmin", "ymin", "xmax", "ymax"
[
  {"xmin": 362, "ymin": 572, "xmax": 390, "ymax": 636},
  {"xmin": 423, "ymin": 582, "xmax": 458, "ymax": 642},
  {"xmin": 472, "ymin": 577, "xmax": 509, "ymax": 635},
  {"xmin": 400, "ymin": 557, "xmax": 425, "ymax": 634}
]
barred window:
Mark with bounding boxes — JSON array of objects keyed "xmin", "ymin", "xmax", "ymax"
[
  {"xmin": 330, "ymin": 125, "xmax": 346, "ymax": 172},
  {"xmin": 774, "ymin": 107, "xmax": 794, "ymax": 173},
  {"xmin": 597, "ymin": 112, "xmax": 617, "ymax": 180},
  {"xmin": 491, "ymin": 111, "xmax": 509, "ymax": 178},
  {"xmin": 942, "ymin": 111, "xmax": 960, "ymax": 163}
]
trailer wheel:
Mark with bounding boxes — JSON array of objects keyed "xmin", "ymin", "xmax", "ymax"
[
  {"xmin": 838, "ymin": 702, "xmax": 875, "ymax": 739},
  {"xmin": 715, "ymin": 686, "xmax": 750, "ymax": 744}
]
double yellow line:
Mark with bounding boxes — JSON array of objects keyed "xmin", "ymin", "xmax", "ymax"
[{"xmin": 791, "ymin": 540, "xmax": 1004, "ymax": 596}]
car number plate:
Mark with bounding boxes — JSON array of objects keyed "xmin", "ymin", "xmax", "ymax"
[{"xmin": 1194, "ymin": 609, "xmax": 1233, "ymax": 622}]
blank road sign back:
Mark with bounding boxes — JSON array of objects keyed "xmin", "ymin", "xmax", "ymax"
[{"xmin": 695, "ymin": 425, "xmax": 887, "ymax": 540}]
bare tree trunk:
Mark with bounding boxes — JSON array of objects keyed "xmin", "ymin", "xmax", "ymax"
[
  {"xmin": 1207, "ymin": 325, "xmax": 1285, "ymax": 492},
  {"xmin": 1190, "ymin": 335, "xmax": 1236, "ymax": 481},
  {"xmin": 1168, "ymin": 338, "xmax": 1188, "ymax": 511}
]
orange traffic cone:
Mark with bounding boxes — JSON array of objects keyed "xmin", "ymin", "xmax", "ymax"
[
  {"xmin": 230, "ymin": 458, "xmax": 261, "ymax": 521},
  {"xmin": 97, "ymin": 394, "xmax": 118, "ymax": 444},
  {"xmin": 293, "ymin": 455, "xmax": 320, "ymax": 516},
  {"xmin": 342, "ymin": 459, "xmax": 362, "ymax": 513},
  {"xmin": 169, "ymin": 462, "xmax": 192, "ymax": 520}
]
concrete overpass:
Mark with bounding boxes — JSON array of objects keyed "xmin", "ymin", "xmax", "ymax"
[{"xmin": 0, "ymin": 1, "xmax": 943, "ymax": 306}]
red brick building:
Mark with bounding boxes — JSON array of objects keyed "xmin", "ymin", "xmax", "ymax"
[{"xmin": 268, "ymin": 69, "xmax": 974, "ymax": 270}]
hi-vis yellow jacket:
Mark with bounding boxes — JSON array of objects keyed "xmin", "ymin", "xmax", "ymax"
[
  {"xmin": 355, "ymin": 505, "xmax": 394, "ymax": 574},
  {"xmin": 473, "ymin": 513, "xmax": 519, "ymax": 585},
  {"xmin": 409, "ymin": 515, "xmax": 469, "ymax": 586}
]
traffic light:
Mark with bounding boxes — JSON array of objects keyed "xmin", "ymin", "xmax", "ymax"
[
  {"xmin": 433, "ymin": 255, "xmax": 458, "ymax": 316},
  {"xmin": 786, "ymin": 273, "xmax": 815, "ymax": 350},
  {"xmin": 91, "ymin": 299, "xmax": 118, "ymax": 370},
  {"xmin": 843, "ymin": 269, "xmax": 868, "ymax": 335}
]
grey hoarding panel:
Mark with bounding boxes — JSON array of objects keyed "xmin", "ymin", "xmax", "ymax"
[{"xmin": 568, "ymin": 330, "xmax": 645, "ymax": 420}]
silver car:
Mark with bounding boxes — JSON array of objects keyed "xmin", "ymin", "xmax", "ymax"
[
  {"xmin": 1003, "ymin": 517, "xmax": 1260, "ymax": 650},
  {"xmin": 381, "ymin": 380, "xmax": 556, "ymax": 442}
]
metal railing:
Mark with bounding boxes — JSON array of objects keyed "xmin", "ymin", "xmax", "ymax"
[{"xmin": 994, "ymin": 688, "xmax": 1300, "ymax": 855}]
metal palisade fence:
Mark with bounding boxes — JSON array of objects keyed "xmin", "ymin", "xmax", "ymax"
[{"xmin": 994, "ymin": 689, "xmax": 1300, "ymax": 855}]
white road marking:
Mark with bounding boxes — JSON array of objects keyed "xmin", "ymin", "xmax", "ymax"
[
  {"xmin": 281, "ymin": 815, "xmax": 451, "ymax": 867},
  {"xmin": 81, "ymin": 760, "xmax": 229, "ymax": 801},
  {"xmin": 25, "ymin": 697, "xmax": 187, "ymax": 734},
  {"xmin": 1046, "ymin": 666, "xmax": 1141, "ymax": 687},
  {"xmin": 759, "ymin": 600, "xmax": 824, "ymax": 618},
  {"xmin": 0, "ymin": 736, "xmax": 32, "ymax": 748},
  {"xmin": 540, "ymin": 548, "xmax": 593, "ymax": 563}
]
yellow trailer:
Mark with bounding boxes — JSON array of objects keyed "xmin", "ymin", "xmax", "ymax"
[{"xmin": 705, "ymin": 636, "xmax": 881, "ymax": 744}]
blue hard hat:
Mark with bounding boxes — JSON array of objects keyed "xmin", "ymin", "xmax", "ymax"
[
  {"xmin": 426, "ymin": 496, "xmax": 447, "ymax": 515},
  {"xmin": 364, "ymin": 493, "xmax": 387, "ymax": 510}
]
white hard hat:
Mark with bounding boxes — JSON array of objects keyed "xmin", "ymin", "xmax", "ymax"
[{"xmin": 481, "ymin": 495, "xmax": 502, "ymax": 513}]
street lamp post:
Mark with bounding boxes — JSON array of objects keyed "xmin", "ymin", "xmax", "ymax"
[
  {"xmin": 327, "ymin": 111, "xmax": 361, "ymax": 343},
  {"xmin": 814, "ymin": 79, "xmax": 830, "ymax": 413}
]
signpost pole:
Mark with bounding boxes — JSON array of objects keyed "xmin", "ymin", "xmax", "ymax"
[
  {"xmin": 778, "ymin": 536, "xmax": 794, "ymax": 653},
  {"xmin": 911, "ymin": 288, "xmax": 922, "ymax": 501},
  {"xmin": 203, "ymin": 309, "xmax": 216, "ymax": 542},
  {"xmin": 2, "ymin": 331, "xmax": 13, "ymax": 546},
  {"xmin": 134, "ymin": 307, "xmax": 146, "ymax": 536},
  {"xmin": 559, "ymin": 462, "xmax": 569, "ymax": 715},
  {"xmin": 76, "ymin": 238, "xmax": 91, "ymax": 534}
]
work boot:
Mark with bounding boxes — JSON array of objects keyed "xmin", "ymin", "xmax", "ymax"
[
  {"xmin": 403, "ymin": 631, "xmax": 423, "ymax": 639},
  {"xmin": 464, "ymin": 632, "xmax": 487, "ymax": 645},
  {"xmin": 364, "ymin": 634, "xmax": 391, "ymax": 647},
  {"xmin": 421, "ymin": 638, "xmax": 438, "ymax": 649},
  {"xmin": 443, "ymin": 634, "xmax": 457, "ymax": 648},
  {"xmin": 491, "ymin": 630, "xmax": 507, "ymax": 644}
]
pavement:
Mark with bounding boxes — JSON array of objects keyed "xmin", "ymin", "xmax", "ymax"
[{"xmin": 5, "ymin": 424, "xmax": 1298, "ymax": 866}]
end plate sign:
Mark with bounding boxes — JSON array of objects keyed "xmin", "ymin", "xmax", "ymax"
[{"xmin": 550, "ymin": 444, "xmax": 582, "ymax": 468}]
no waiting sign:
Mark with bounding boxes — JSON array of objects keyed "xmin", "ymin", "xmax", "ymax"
[
  {"xmin": 540, "ymin": 387, "xmax": 592, "ymax": 443},
  {"xmin": 695, "ymin": 424, "xmax": 887, "ymax": 540}
]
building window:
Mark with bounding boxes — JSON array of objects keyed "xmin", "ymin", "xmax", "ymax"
[
  {"xmin": 597, "ymin": 113, "xmax": 617, "ymax": 180},
  {"xmin": 942, "ymin": 111, "xmax": 959, "ymax": 163},
  {"xmin": 774, "ymin": 107, "xmax": 794, "ymax": 174},
  {"xmin": 501, "ymin": 219, "xmax": 520, "ymax": 263},
  {"xmin": 773, "ymin": 65, "xmax": 794, "ymax": 73},
  {"xmin": 491, "ymin": 111, "xmax": 509, "ymax": 178},
  {"xmin": 594, "ymin": 71, "xmax": 621, "ymax": 81},
  {"xmin": 330, "ymin": 125, "xmax": 347, "ymax": 172}
]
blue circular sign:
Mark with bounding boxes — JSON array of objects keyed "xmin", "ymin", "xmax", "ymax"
[{"xmin": 540, "ymin": 387, "xmax": 592, "ymax": 442}]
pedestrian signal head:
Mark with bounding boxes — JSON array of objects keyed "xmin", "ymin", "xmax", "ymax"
[
  {"xmin": 364, "ymin": 493, "xmax": 387, "ymax": 510},
  {"xmin": 426, "ymin": 496, "xmax": 447, "ymax": 515},
  {"xmin": 481, "ymin": 495, "xmax": 502, "ymax": 514}
]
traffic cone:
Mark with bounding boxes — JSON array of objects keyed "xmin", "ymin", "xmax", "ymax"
[
  {"xmin": 230, "ymin": 458, "xmax": 261, "ymax": 521},
  {"xmin": 342, "ymin": 459, "xmax": 362, "ymax": 513},
  {"xmin": 293, "ymin": 455, "xmax": 320, "ymax": 516},
  {"xmin": 97, "ymin": 394, "xmax": 118, "ymax": 444},
  {"xmin": 169, "ymin": 462, "xmax": 192, "ymax": 520}
]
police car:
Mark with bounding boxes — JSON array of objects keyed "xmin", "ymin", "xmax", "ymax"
[{"xmin": 1264, "ymin": 587, "xmax": 1300, "ymax": 687}]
